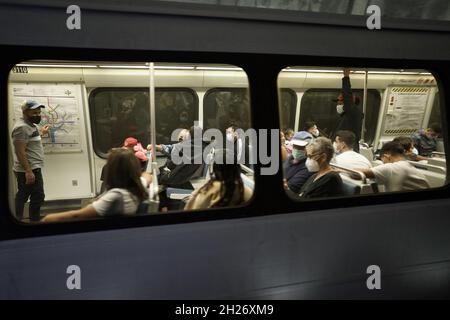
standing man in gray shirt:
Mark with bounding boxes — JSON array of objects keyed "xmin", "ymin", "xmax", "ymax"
[{"xmin": 12, "ymin": 100, "xmax": 49, "ymax": 221}]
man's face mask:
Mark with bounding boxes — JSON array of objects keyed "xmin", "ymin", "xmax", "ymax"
[
  {"xmin": 312, "ymin": 128, "xmax": 320, "ymax": 137},
  {"xmin": 292, "ymin": 149, "xmax": 306, "ymax": 161},
  {"xmin": 29, "ymin": 115, "xmax": 41, "ymax": 124},
  {"xmin": 333, "ymin": 141, "xmax": 342, "ymax": 155},
  {"xmin": 336, "ymin": 104, "xmax": 344, "ymax": 115}
]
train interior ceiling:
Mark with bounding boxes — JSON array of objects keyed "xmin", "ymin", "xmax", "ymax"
[{"xmin": 7, "ymin": 61, "xmax": 447, "ymax": 221}]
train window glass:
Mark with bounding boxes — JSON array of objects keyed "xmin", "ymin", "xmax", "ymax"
[
  {"xmin": 158, "ymin": 0, "xmax": 450, "ymax": 22},
  {"xmin": 8, "ymin": 61, "xmax": 253, "ymax": 224},
  {"xmin": 429, "ymin": 91, "xmax": 441, "ymax": 128},
  {"xmin": 203, "ymin": 88, "xmax": 251, "ymax": 132},
  {"xmin": 299, "ymin": 89, "xmax": 381, "ymax": 145},
  {"xmin": 90, "ymin": 88, "xmax": 198, "ymax": 156},
  {"xmin": 278, "ymin": 66, "xmax": 447, "ymax": 201},
  {"xmin": 279, "ymin": 88, "xmax": 297, "ymax": 132}
]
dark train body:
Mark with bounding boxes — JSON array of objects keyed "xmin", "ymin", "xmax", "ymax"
[{"xmin": 0, "ymin": 0, "xmax": 450, "ymax": 299}]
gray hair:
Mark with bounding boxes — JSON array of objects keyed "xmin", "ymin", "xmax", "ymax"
[{"xmin": 306, "ymin": 137, "xmax": 334, "ymax": 163}]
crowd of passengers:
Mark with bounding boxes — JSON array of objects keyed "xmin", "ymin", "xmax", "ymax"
[
  {"xmin": 42, "ymin": 125, "xmax": 252, "ymax": 222},
  {"xmin": 40, "ymin": 67, "xmax": 443, "ymax": 222},
  {"xmin": 42, "ymin": 121, "xmax": 442, "ymax": 222},
  {"xmin": 282, "ymin": 122, "xmax": 442, "ymax": 199}
]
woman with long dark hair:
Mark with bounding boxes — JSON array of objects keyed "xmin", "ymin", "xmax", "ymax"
[
  {"xmin": 42, "ymin": 148, "xmax": 148, "ymax": 222},
  {"xmin": 184, "ymin": 149, "xmax": 252, "ymax": 210}
]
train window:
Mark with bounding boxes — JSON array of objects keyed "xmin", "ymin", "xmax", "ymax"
[
  {"xmin": 278, "ymin": 66, "xmax": 447, "ymax": 201},
  {"xmin": 203, "ymin": 88, "xmax": 251, "ymax": 132},
  {"xmin": 90, "ymin": 88, "xmax": 198, "ymax": 156},
  {"xmin": 429, "ymin": 91, "xmax": 441, "ymax": 128},
  {"xmin": 8, "ymin": 61, "xmax": 253, "ymax": 224},
  {"xmin": 299, "ymin": 89, "xmax": 381, "ymax": 145},
  {"xmin": 279, "ymin": 88, "xmax": 297, "ymax": 132},
  {"xmin": 158, "ymin": 0, "xmax": 450, "ymax": 22}
]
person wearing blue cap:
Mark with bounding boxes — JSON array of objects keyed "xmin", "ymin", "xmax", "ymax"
[
  {"xmin": 11, "ymin": 100, "xmax": 50, "ymax": 221},
  {"xmin": 283, "ymin": 131, "xmax": 314, "ymax": 194}
]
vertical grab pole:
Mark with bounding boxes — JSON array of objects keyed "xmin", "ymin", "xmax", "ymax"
[
  {"xmin": 149, "ymin": 62, "xmax": 157, "ymax": 162},
  {"xmin": 148, "ymin": 62, "xmax": 159, "ymax": 212},
  {"xmin": 361, "ymin": 69, "xmax": 368, "ymax": 143}
]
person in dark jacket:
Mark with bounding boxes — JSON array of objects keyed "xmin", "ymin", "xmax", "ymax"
[
  {"xmin": 299, "ymin": 137, "xmax": 344, "ymax": 199},
  {"xmin": 158, "ymin": 125, "xmax": 207, "ymax": 189},
  {"xmin": 283, "ymin": 131, "xmax": 314, "ymax": 194},
  {"xmin": 411, "ymin": 123, "xmax": 442, "ymax": 157},
  {"xmin": 331, "ymin": 68, "xmax": 363, "ymax": 152}
]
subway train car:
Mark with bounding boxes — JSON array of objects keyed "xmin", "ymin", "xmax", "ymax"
[{"xmin": 1, "ymin": 0, "xmax": 450, "ymax": 299}]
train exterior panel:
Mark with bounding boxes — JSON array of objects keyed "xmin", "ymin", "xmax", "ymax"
[{"xmin": 1, "ymin": 0, "xmax": 450, "ymax": 299}]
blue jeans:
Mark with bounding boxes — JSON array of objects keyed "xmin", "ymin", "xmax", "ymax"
[{"xmin": 14, "ymin": 168, "xmax": 45, "ymax": 221}]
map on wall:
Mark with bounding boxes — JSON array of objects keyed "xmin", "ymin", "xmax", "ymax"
[{"xmin": 11, "ymin": 84, "xmax": 82, "ymax": 153}]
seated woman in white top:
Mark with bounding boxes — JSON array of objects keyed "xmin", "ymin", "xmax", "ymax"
[
  {"xmin": 42, "ymin": 148, "xmax": 151, "ymax": 222},
  {"xmin": 334, "ymin": 130, "xmax": 372, "ymax": 169},
  {"xmin": 353, "ymin": 141, "xmax": 430, "ymax": 192}
]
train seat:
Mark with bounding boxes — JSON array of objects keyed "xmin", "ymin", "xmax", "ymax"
[
  {"xmin": 339, "ymin": 173, "xmax": 378, "ymax": 195},
  {"xmin": 359, "ymin": 146, "xmax": 374, "ymax": 162},
  {"xmin": 407, "ymin": 161, "xmax": 446, "ymax": 188},
  {"xmin": 166, "ymin": 187, "xmax": 194, "ymax": 200}
]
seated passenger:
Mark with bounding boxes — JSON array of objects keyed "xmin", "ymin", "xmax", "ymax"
[
  {"xmin": 149, "ymin": 128, "xmax": 190, "ymax": 157},
  {"xmin": 184, "ymin": 149, "xmax": 252, "ymax": 210},
  {"xmin": 304, "ymin": 120, "xmax": 321, "ymax": 138},
  {"xmin": 100, "ymin": 136, "xmax": 150, "ymax": 193},
  {"xmin": 158, "ymin": 125, "xmax": 207, "ymax": 189},
  {"xmin": 283, "ymin": 131, "xmax": 314, "ymax": 194},
  {"xmin": 284, "ymin": 128, "xmax": 294, "ymax": 141},
  {"xmin": 226, "ymin": 125, "xmax": 253, "ymax": 166},
  {"xmin": 42, "ymin": 148, "xmax": 150, "ymax": 223},
  {"xmin": 280, "ymin": 131, "xmax": 289, "ymax": 161},
  {"xmin": 299, "ymin": 137, "xmax": 344, "ymax": 199},
  {"xmin": 354, "ymin": 141, "xmax": 430, "ymax": 192},
  {"xmin": 411, "ymin": 123, "xmax": 442, "ymax": 157},
  {"xmin": 334, "ymin": 130, "xmax": 372, "ymax": 169},
  {"xmin": 283, "ymin": 128, "xmax": 294, "ymax": 155},
  {"xmin": 393, "ymin": 136, "xmax": 428, "ymax": 162}
]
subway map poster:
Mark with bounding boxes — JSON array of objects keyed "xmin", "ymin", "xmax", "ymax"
[{"xmin": 11, "ymin": 84, "xmax": 82, "ymax": 153}]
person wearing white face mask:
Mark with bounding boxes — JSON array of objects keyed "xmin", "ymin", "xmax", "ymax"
[
  {"xmin": 304, "ymin": 121, "xmax": 322, "ymax": 138},
  {"xmin": 298, "ymin": 137, "xmax": 344, "ymax": 199},
  {"xmin": 283, "ymin": 131, "xmax": 314, "ymax": 194},
  {"xmin": 333, "ymin": 130, "xmax": 372, "ymax": 169},
  {"xmin": 330, "ymin": 68, "xmax": 363, "ymax": 153}
]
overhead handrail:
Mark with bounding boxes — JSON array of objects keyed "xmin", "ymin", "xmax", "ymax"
[{"xmin": 330, "ymin": 162, "xmax": 367, "ymax": 184}]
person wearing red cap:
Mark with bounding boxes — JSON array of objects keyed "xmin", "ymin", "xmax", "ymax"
[
  {"xmin": 99, "ymin": 137, "xmax": 150, "ymax": 194},
  {"xmin": 331, "ymin": 68, "xmax": 363, "ymax": 152},
  {"xmin": 123, "ymin": 137, "xmax": 138, "ymax": 149}
]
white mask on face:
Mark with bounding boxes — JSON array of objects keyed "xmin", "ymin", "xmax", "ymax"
[
  {"xmin": 312, "ymin": 129, "xmax": 320, "ymax": 137},
  {"xmin": 336, "ymin": 104, "xmax": 344, "ymax": 114},
  {"xmin": 226, "ymin": 133, "xmax": 234, "ymax": 142},
  {"xmin": 305, "ymin": 158, "xmax": 320, "ymax": 172},
  {"xmin": 333, "ymin": 142, "xmax": 341, "ymax": 155}
]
